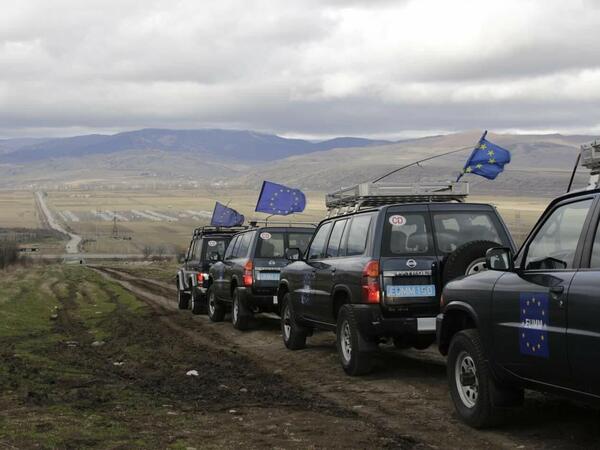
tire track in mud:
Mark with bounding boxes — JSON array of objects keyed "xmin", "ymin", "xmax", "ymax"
[{"xmin": 93, "ymin": 266, "xmax": 528, "ymax": 449}]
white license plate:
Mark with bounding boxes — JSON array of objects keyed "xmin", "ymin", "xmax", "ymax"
[
  {"xmin": 386, "ymin": 284, "xmax": 435, "ymax": 298},
  {"xmin": 257, "ymin": 272, "xmax": 280, "ymax": 281}
]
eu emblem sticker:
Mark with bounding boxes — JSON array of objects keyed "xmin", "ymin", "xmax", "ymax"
[{"xmin": 519, "ymin": 292, "xmax": 549, "ymax": 358}]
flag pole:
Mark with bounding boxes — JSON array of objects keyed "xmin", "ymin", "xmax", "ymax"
[
  {"xmin": 566, "ymin": 152, "xmax": 581, "ymax": 193},
  {"xmin": 456, "ymin": 130, "xmax": 488, "ymax": 182}
]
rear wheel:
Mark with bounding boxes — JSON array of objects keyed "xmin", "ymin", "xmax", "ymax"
[
  {"xmin": 190, "ymin": 287, "xmax": 206, "ymax": 315},
  {"xmin": 281, "ymin": 293, "xmax": 308, "ymax": 350},
  {"xmin": 442, "ymin": 240, "xmax": 499, "ymax": 285},
  {"xmin": 177, "ymin": 283, "xmax": 189, "ymax": 310},
  {"xmin": 207, "ymin": 286, "xmax": 225, "ymax": 322},
  {"xmin": 231, "ymin": 288, "xmax": 251, "ymax": 330},
  {"xmin": 336, "ymin": 305, "xmax": 374, "ymax": 376}
]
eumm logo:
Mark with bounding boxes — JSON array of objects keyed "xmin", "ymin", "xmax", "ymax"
[{"xmin": 519, "ymin": 292, "xmax": 549, "ymax": 358}]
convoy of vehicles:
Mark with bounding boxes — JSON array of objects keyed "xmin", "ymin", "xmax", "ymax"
[
  {"xmin": 206, "ymin": 224, "xmax": 314, "ymax": 329},
  {"xmin": 173, "ymin": 139, "xmax": 600, "ymax": 429}
]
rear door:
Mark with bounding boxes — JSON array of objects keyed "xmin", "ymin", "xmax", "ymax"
[
  {"xmin": 218, "ymin": 234, "xmax": 240, "ymax": 299},
  {"xmin": 566, "ymin": 195, "xmax": 600, "ymax": 394},
  {"xmin": 380, "ymin": 205, "xmax": 438, "ymax": 321},
  {"xmin": 491, "ymin": 196, "xmax": 594, "ymax": 386},
  {"xmin": 300, "ymin": 222, "xmax": 333, "ymax": 322}
]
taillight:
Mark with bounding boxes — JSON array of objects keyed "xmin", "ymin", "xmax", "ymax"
[
  {"xmin": 440, "ymin": 293, "xmax": 446, "ymax": 308},
  {"xmin": 361, "ymin": 260, "xmax": 380, "ymax": 303},
  {"xmin": 243, "ymin": 260, "xmax": 253, "ymax": 287},
  {"xmin": 197, "ymin": 272, "xmax": 208, "ymax": 287}
]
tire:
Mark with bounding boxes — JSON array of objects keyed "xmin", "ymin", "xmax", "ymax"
[
  {"xmin": 190, "ymin": 287, "xmax": 207, "ymax": 315},
  {"xmin": 447, "ymin": 329, "xmax": 521, "ymax": 428},
  {"xmin": 281, "ymin": 293, "xmax": 308, "ymax": 350},
  {"xmin": 336, "ymin": 305, "xmax": 375, "ymax": 376},
  {"xmin": 231, "ymin": 288, "xmax": 251, "ymax": 331},
  {"xmin": 207, "ymin": 286, "xmax": 225, "ymax": 322},
  {"xmin": 177, "ymin": 283, "xmax": 190, "ymax": 310},
  {"xmin": 442, "ymin": 240, "xmax": 499, "ymax": 285}
]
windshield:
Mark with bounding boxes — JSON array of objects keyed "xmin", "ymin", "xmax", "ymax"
[{"xmin": 433, "ymin": 211, "xmax": 503, "ymax": 254}]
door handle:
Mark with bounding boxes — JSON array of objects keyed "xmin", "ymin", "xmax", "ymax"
[{"xmin": 549, "ymin": 285, "xmax": 564, "ymax": 295}]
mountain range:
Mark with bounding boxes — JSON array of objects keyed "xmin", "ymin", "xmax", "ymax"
[{"xmin": 0, "ymin": 128, "xmax": 598, "ymax": 197}]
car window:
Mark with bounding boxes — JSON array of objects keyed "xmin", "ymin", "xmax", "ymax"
[
  {"xmin": 307, "ymin": 222, "xmax": 333, "ymax": 260},
  {"xmin": 591, "ymin": 219, "xmax": 600, "ymax": 268},
  {"xmin": 256, "ymin": 231, "xmax": 286, "ymax": 258},
  {"xmin": 433, "ymin": 211, "xmax": 503, "ymax": 254},
  {"xmin": 192, "ymin": 239, "xmax": 203, "ymax": 260},
  {"xmin": 346, "ymin": 215, "xmax": 372, "ymax": 257},
  {"xmin": 236, "ymin": 232, "xmax": 253, "ymax": 258},
  {"xmin": 225, "ymin": 235, "xmax": 238, "ymax": 259},
  {"xmin": 382, "ymin": 212, "xmax": 432, "ymax": 256},
  {"xmin": 288, "ymin": 232, "xmax": 312, "ymax": 253},
  {"xmin": 326, "ymin": 219, "xmax": 347, "ymax": 257},
  {"xmin": 525, "ymin": 199, "xmax": 592, "ymax": 270}
]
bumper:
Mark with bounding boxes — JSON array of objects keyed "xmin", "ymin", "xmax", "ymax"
[
  {"xmin": 351, "ymin": 304, "xmax": 436, "ymax": 338},
  {"xmin": 238, "ymin": 287, "xmax": 279, "ymax": 312}
]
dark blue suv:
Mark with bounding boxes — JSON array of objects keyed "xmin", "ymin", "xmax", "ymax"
[{"xmin": 438, "ymin": 188, "xmax": 600, "ymax": 427}]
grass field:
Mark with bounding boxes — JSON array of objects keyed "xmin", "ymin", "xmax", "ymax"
[{"xmin": 0, "ymin": 188, "xmax": 548, "ymax": 254}]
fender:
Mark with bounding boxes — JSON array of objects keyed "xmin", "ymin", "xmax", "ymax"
[
  {"xmin": 332, "ymin": 284, "xmax": 353, "ymax": 302},
  {"xmin": 438, "ymin": 300, "xmax": 481, "ymax": 355},
  {"xmin": 177, "ymin": 270, "xmax": 186, "ymax": 291},
  {"xmin": 277, "ymin": 279, "xmax": 291, "ymax": 301}
]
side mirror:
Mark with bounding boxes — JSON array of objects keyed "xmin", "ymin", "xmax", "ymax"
[
  {"xmin": 285, "ymin": 247, "xmax": 302, "ymax": 261},
  {"xmin": 486, "ymin": 247, "xmax": 514, "ymax": 272},
  {"xmin": 208, "ymin": 251, "xmax": 221, "ymax": 262}
]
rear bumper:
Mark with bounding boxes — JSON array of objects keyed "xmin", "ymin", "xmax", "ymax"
[
  {"xmin": 238, "ymin": 287, "xmax": 279, "ymax": 313},
  {"xmin": 350, "ymin": 304, "xmax": 436, "ymax": 338}
]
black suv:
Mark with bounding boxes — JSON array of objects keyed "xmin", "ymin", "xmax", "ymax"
[
  {"xmin": 177, "ymin": 226, "xmax": 244, "ymax": 314},
  {"xmin": 438, "ymin": 188, "xmax": 600, "ymax": 427},
  {"xmin": 278, "ymin": 203, "xmax": 514, "ymax": 375},
  {"xmin": 207, "ymin": 225, "xmax": 314, "ymax": 330}
]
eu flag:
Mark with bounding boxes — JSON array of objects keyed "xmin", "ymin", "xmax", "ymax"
[
  {"xmin": 457, "ymin": 132, "xmax": 511, "ymax": 181},
  {"xmin": 255, "ymin": 181, "xmax": 306, "ymax": 215},
  {"xmin": 519, "ymin": 292, "xmax": 549, "ymax": 358},
  {"xmin": 210, "ymin": 202, "xmax": 245, "ymax": 227}
]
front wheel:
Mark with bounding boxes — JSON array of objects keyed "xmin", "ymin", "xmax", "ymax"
[
  {"xmin": 190, "ymin": 288, "xmax": 207, "ymax": 315},
  {"xmin": 281, "ymin": 293, "xmax": 308, "ymax": 350},
  {"xmin": 207, "ymin": 286, "xmax": 225, "ymax": 322},
  {"xmin": 336, "ymin": 305, "xmax": 374, "ymax": 376},
  {"xmin": 448, "ymin": 329, "xmax": 505, "ymax": 428}
]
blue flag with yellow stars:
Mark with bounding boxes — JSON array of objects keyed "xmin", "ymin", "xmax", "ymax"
[
  {"xmin": 519, "ymin": 292, "xmax": 549, "ymax": 358},
  {"xmin": 255, "ymin": 180, "xmax": 306, "ymax": 215},
  {"xmin": 457, "ymin": 132, "xmax": 511, "ymax": 181},
  {"xmin": 210, "ymin": 202, "xmax": 245, "ymax": 227}
]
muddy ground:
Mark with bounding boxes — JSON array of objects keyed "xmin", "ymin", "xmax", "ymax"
[
  {"xmin": 94, "ymin": 265, "xmax": 600, "ymax": 449},
  {"xmin": 2, "ymin": 264, "xmax": 600, "ymax": 449}
]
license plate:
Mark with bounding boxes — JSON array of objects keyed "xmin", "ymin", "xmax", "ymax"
[
  {"xmin": 257, "ymin": 272, "xmax": 280, "ymax": 281},
  {"xmin": 386, "ymin": 284, "xmax": 435, "ymax": 298}
]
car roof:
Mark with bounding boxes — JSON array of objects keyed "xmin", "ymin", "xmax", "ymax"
[
  {"xmin": 238, "ymin": 226, "xmax": 315, "ymax": 233},
  {"xmin": 323, "ymin": 202, "xmax": 497, "ymax": 221},
  {"xmin": 544, "ymin": 187, "xmax": 600, "ymax": 208}
]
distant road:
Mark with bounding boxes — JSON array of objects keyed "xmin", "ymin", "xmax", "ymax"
[{"xmin": 35, "ymin": 191, "xmax": 82, "ymax": 254}]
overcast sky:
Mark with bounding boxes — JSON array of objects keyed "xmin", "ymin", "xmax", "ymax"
[{"xmin": 2, "ymin": 0, "xmax": 600, "ymax": 139}]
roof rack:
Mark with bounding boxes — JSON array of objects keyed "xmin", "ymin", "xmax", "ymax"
[
  {"xmin": 247, "ymin": 219, "xmax": 317, "ymax": 228},
  {"xmin": 325, "ymin": 181, "xmax": 469, "ymax": 216},
  {"xmin": 193, "ymin": 225, "xmax": 248, "ymax": 237}
]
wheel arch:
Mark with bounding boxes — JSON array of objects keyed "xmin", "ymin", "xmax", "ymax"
[
  {"xmin": 439, "ymin": 301, "xmax": 479, "ymax": 356},
  {"xmin": 332, "ymin": 285, "xmax": 352, "ymax": 320}
]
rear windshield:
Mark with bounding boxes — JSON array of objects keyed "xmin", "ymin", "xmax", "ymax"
[
  {"xmin": 255, "ymin": 230, "xmax": 313, "ymax": 258},
  {"xmin": 200, "ymin": 237, "xmax": 230, "ymax": 261},
  {"xmin": 432, "ymin": 211, "xmax": 503, "ymax": 254},
  {"xmin": 382, "ymin": 212, "xmax": 433, "ymax": 256}
]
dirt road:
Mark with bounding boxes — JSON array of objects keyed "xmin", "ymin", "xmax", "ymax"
[
  {"xmin": 35, "ymin": 191, "xmax": 82, "ymax": 254},
  {"xmin": 95, "ymin": 266, "xmax": 600, "ymax": 449}
]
